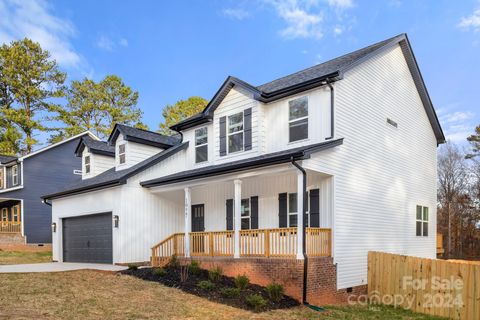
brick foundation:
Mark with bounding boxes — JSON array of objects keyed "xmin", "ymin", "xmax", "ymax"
[{"xmin": 177, "ymin": 256, "xmax": 367, "ymax": 305}]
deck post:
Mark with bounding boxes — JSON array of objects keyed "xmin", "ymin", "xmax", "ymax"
[
  {"xmin": 296, "ymin": 172, "xmax": 304, "ymax": 260},
  {"xmin": 184, "ymin": 187, "xmax": 191, "ymax": 258},
  {"xmin": 234, "ymin": 179, "xmax": 242, "ymax": 258}
]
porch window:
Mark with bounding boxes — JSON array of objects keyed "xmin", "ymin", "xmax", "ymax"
[
  {"xmin": 12, "ymin": 205, "xmax": 19, "ymax": 223},
  {"xmin": 241, "ymin": 199, "xmax": 250, "ymax": 230},
  {"xmin": 84, "ymin": 155, "xmax": 91, "ymax": 174},
  {"xmin": 1, "ymin": 208, "xmax": 7, "ymax": 223},
  {"xmin": 289, "ymin": 96, "xmax": 308, "ymax": 142},
  {"xmin": 118, "ymin": 144, "xmax": 126, "ymax": 164},
  {"xmin": 195, "ymin": 127, "xmax": 208, "ymax": 163},
  {"xmin": 288, "ymin": 193, "xmax": 298, "ymax": 227},
  {"xmin": 228, "ymin": 112, "xmax": 244, "ymax": 153},
  {"xmin": 416, "ymin": 205, "xmax": 429, "ymax": 237},
  {"xmin": 12, "ymin": 165, "xmax": 18, "ymax": 186}
]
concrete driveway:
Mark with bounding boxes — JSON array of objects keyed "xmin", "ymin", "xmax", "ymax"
[{"xmin": 0, "ymin": 262, "xmax": 127, "ymax": 273}]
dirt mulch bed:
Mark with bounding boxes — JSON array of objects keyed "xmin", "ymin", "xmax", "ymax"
[{"xmin": 122, "ymin": 266, "xmax": 300, "ymax": 312}]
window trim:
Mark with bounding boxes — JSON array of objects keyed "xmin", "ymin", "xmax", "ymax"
[
  {"xmin": 195, "ymin": 127, "xmax": 208, "ymax": 164},
  {"xmin": 12, "ymin": 165, "xmax": 18, "ymax": 186},
  {"xmin": 84, "ymin": 155, "xmax": 91, "ymax": 174},
  {"xmin": 241, "ymin": 198, "xmax": 251, "ymax": 230},
  {"xmin": 227, "ymin": 111, "xmax": 244, "ymax": 154},
  {"xmin": 1, "ymin": 208, "xmax": 7, "ymax": 223},
  {"xmin": 118, "ymin": 143, "xmax": 126, "ymax": 165},
  {"xmin": 288, "ymin": 96, "xmax": 309, "ymax": 143},
  {"xmin": 416, "ymin": 205, "xmax": 429, "ymax": 237},
  {"xmin": 288, "ymin": 193, "xmax": 298, "ymax": 228}
]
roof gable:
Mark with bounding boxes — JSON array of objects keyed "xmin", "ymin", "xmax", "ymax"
[
  {"xmin": 74, "ymin": 136, "xmax": 115, "ymax": 157},
  {"xmin": 169, "ymin": 33, "xmax": 444, "ymax": 144},
  {"xmin": 107, "ymin": 124, "xmax": 180, "ymax": 148}
]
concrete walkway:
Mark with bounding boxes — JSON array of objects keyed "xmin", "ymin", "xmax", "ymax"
[{"xmin": 0, "ymin": 262, "xmax": 127, "ymax": 273}]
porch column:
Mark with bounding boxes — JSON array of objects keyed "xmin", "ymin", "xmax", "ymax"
[
  {"xmin": 184, "ymin": 187, "xmax": 191, "ymax": 258},
  {"xmin": 234, "ymin": 179, "xmax": 242, "ymax": 258},
  {"xmin": 296, "ymin": 172, "xmax": 304, "ymax": 260}
]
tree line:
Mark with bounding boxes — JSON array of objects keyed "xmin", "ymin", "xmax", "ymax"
[
  {"xmin": 0, "ymin": 38, "xmax": 207, "ymax": 155},
  {"xmin": 438, "ymin": 126, "xmax": 480, "ymax": 259}
]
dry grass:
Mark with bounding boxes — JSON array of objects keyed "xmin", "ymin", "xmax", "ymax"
[
  {"xmin": 0, "ymin": 270, "xmax": 442, "ymax": 320},
  {"xmin": 0, "ymin": 249, "xmax": 52, "ymax": 265}
]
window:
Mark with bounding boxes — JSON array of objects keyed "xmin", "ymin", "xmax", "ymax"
[
  {"xmin": 416, "ymin": 205, "xmax": 429, "ymax": 237},
  {"xmin": 289, "ymin": 96, "xmax": 308, "ymax": 142},
  {"xmin": 1, "ymin": 208, "xmax": 7, "ymax": 223},
  {"xmin": 195, "ymin": 127, "xmax": 208, "ymax": 163},
  {"xmin": 118, "ymin": 144, "xmax": 126, "ymax": 164},
  {"xmin": 228, "ymin": 112, "xmax": 243, "ymax": 153},
  {"xmin": 12, "ymin": 205, "xmax": 19, "ymax": 224},
  {"xmin": 0, "ymin": 169, "xmax": 3, "ymax": 189},
  {"xmin": 12, "ymin": 165, "xmax": 18, "ymax": 186},
  {"xmin": 84, "ymin": 156, "xmax": 91, "ymax": 174},
  {"xmin": 288, "ymin": 193, "xmax": 298, "ymax": 227},
  {"xmin": 241, "ymin": 199, "xmax": 250, "ymax": 230}
]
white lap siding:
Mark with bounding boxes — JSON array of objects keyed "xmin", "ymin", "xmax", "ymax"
[{"xmin": 303, "ymin": 44, "xmax": 438, "ymax": 289}]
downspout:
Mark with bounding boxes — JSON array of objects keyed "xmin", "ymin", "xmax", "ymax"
[
  {"xmin": 42, "ymin": 199, "xmax": 52, "ymax": 206},
  {"xmin": 325, "ymin": 79, "xmax": 334, "ymax": 140},
  {"xmin": 291, "ymin": 157, "xmax": 308, "ymax": 304}
]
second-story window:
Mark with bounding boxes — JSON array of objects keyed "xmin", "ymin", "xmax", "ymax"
[
  {"xmin": 12, "ymin": 165, "xmax": 18, "ymax": 186},
  {"xmin": 228, "ymin": 112, "xmax": 244, "ymax": 153},
  {"xmin": 195, "ymin": 127, "xmax": 208, "ymax": 163},
  {"xmin": 289, "ymin": 96, "xmax": 309, "ymax": 142},
  {"xmin": 84, "ymin": 156, "xmax": 91, "ymax": 174},
  {"xmin": 0, "ymin": 169, "xmax": 3, "ymax": 189},
  {"xmin": 118, "ymin": 144, "xmax": 126, "ymax": 164}
]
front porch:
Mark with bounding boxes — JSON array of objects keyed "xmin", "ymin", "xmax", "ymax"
[
  {"xmin": 0, "ymin": 199, "xmax": 22, "ymax": 234},
  {"xmin": 148, "ymin": 164, "xmax": 333, "ymax": 266}
]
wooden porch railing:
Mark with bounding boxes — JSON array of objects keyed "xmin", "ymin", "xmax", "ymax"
[
  {"xmin": 151, "ymin": 227, "xmax": 332, "ymax": 266},
  {"xmin": 306, "ymin": 227, "xmax": 332, "ymax": 257},
  {"xmin": 0, "ymin": 222, "xmax": 21, "ymax": 233}
]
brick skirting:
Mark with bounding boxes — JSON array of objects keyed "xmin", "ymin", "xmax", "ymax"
[{"xmin": 177, "ymin": 256, "xmax": 366, "ymax": 305}]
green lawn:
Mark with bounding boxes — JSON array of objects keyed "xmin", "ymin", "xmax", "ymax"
[
  {"xmin": 0, "ymin": 270, "xmax": 444, "ymax": 319},
  {"xmin": 0, "ymin": 249, "xmax": 52, "ymax": 265}
]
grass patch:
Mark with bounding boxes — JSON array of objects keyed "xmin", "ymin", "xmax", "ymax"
[
  {"xmin": 0, "ymin": 250, "xmax": 52, "ymax": 265},
  {"xmin": 0, "ymin": 270, "xmax": 444, "ymax": 319}
]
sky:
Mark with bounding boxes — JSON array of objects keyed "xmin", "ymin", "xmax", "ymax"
[{"xmin": 0, "ymin": 0, "xmax": 479, "ymax": 147}]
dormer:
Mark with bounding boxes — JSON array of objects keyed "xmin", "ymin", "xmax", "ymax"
[
  {"xmin": 75, "ymin": 136, "xmax": 115, "ymax": 179},
  {"xmin": 108, "ymin": 124, "xmax": 180, "ymax": 170}
]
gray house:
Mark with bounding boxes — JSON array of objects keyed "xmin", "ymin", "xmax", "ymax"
[{"xmin": 0, "ymin": 132, "xmax": 94, "ymax": 244}]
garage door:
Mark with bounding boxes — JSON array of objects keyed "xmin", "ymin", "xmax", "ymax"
[{"xmin": 63, "ymin": 212, "xmax": 113, "ymax": 264}]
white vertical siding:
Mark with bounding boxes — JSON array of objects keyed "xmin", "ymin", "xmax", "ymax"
[
  {"xmin": 82, "ymin": 148, "xmax": 114, "ymax": 179},
  {"xmin": 303, "ymin": 44, "xmax": 438, "ymax": 289}
]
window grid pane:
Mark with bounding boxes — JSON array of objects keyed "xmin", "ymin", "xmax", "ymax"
[
  {"xmin": 289, "ymin": 193, "xmax": 297, "ymax": 213},
  {"xmin": 289, "ymin": 97, "xmax": 308, "ymax": 121}
]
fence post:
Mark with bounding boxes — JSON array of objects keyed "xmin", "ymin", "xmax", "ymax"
[
  {"xmin": 209, "ymin": 233, "xmax": 214, "ymax": 256},
  {"xmin": 265, "ymin": 229, "xmax": 270, "ymax": 257}
]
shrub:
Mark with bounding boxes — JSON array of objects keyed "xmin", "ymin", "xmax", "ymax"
[
  {"xmin": 220, "ymin": 287, "xmax": 240, "ymax": 298},
  {"xmin": 234, "ymin": 274, "xmax": 250, "ymax": 290},
  {"xmin": 246, "ymin": 294, "xmax": 266, "ymax": 311},
  {"xmin": 208, "ymin": 266, "xmax": 223, "ymax": 282},
  {"xmin": 188, "ymin": 260, "xmax": 201, "ymax": 275},
  {"xmin": 127, "ymin": 264, "xmax": 138, "ymax": 271},
  {"xmin": 179, "ymin": 265, "xmax": 189, "ymax": 283},
  {"xmin": 168, "ymin": 254, "xmax": 179, "ymax": 268},
  {"xmin": 266, "ymin": 283, "xmax": 284, "ymax": 302},
  {"xmin": 153, "ymin": 267, "xmax": 166, "ymax": 276},
  {"xmin": 197, "ymin": 280, "xmax": 215, "ymax": 291}
]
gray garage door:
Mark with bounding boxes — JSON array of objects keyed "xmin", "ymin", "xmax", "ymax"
[{"xmin": 63, "ymin": 213, "xmax": 113, "ymax": 264}]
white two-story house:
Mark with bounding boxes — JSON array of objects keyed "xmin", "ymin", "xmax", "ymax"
[{"xmin": 43, "ymin": 34, "xmax": 444, "ymax": 304}]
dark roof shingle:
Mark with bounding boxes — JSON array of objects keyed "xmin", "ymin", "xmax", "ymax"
[
  {"xmin": 109, "ymin": 124, "xmax": 180, "ymax": 148},
  {"xmin": 0, "ymin": 155, "xmax": 17, "ymax": 164},
  {"xmin": 75, "ymin": 136, "xmax": 115, "ymax": 157}
]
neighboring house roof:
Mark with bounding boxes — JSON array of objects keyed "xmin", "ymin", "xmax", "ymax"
[
  {"xmin": 74, "ymin": 135, "xmax": 115, "ymax": 157},
  {"xmin": 42, "ymin": 142, "xmax": 189, "ymax": 200},
  {"xmin": 0, "ymin": 132, "xmax": 96, "ymax": 164},
  {"xmin": 170, "ymin": 33, "xmax": 445, "ymax": 144},
  {"xmin": 141, "ymin": 138, "xmax": 344, "ymax": 188},
  {"xmin": 108, "ymin": 124, "xmax": 180, "ymax": 149},
  {"xmin": 0, "ymin": 155, "xmax": 18, "ymax": 164}
]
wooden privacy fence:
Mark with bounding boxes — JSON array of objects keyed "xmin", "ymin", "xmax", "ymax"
[{"xmin": 368, "ymin": 251, "xmax": 480, "ymax": 320}]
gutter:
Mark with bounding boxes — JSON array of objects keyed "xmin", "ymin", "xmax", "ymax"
[{"xmin": 290, "ymin": 158, "xmax": 308, "ymax": 305}]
